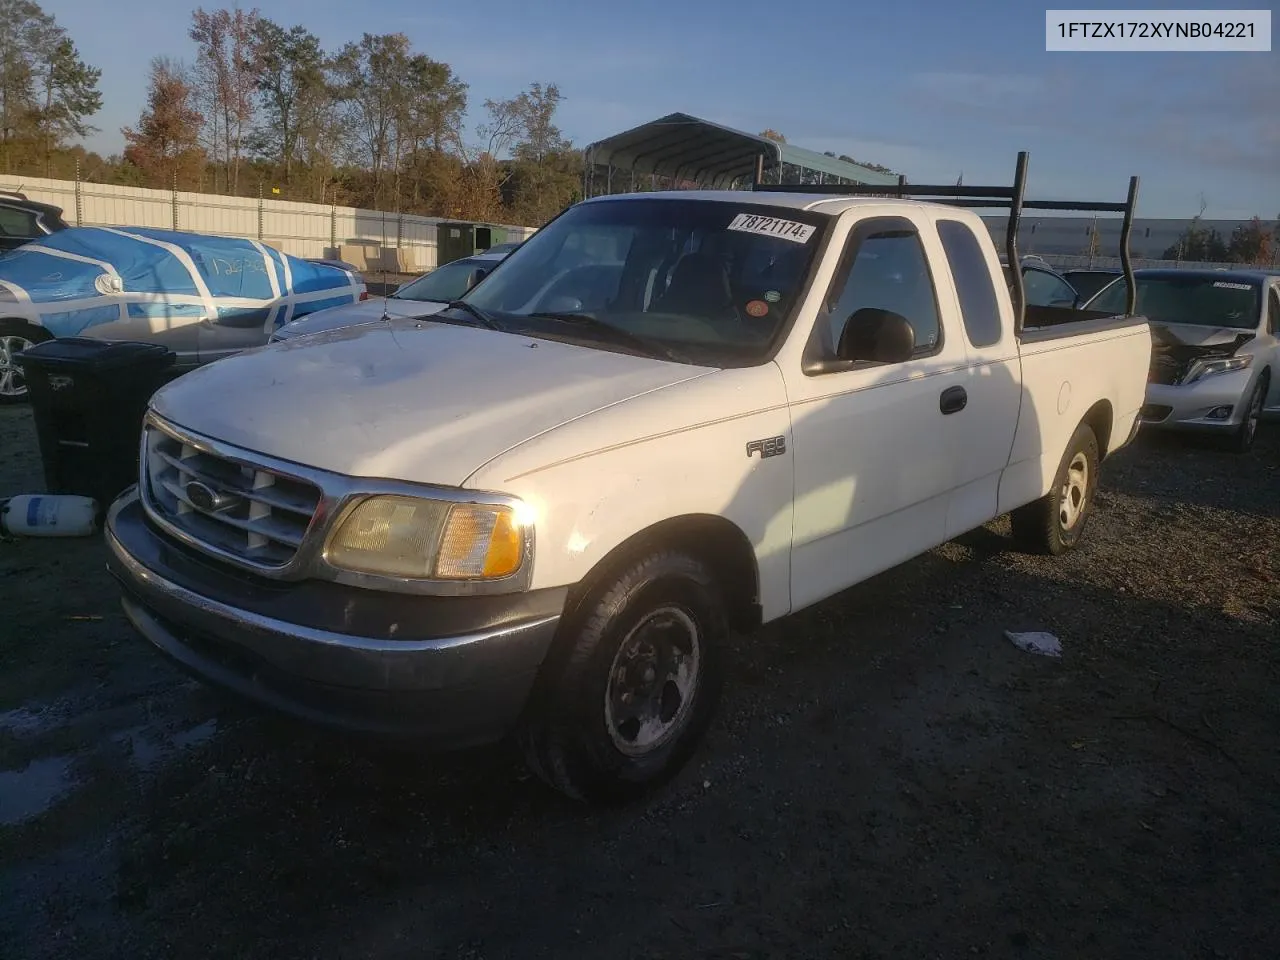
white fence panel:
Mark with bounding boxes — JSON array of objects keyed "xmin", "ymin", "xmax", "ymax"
[{"xmin": 1, "ymin": 174, "xmax": 537, "ymax": 274}]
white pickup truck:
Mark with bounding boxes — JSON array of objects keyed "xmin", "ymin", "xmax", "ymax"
[{"xmin": 105, "ymin": 153, "xmax": 1152, "ymax": 803}]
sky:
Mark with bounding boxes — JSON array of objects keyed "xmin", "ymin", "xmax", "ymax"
[{"xmin": 39, "ymin": 0, "xmax": 1280, "ymax": 219}]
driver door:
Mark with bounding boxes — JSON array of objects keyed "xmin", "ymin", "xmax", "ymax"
[{"xmin": 784, "ymin": 214, "xmax": 968, "ymax": 612}]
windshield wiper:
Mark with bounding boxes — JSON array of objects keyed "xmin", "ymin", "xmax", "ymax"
[
  {"xmin": 444, "ymin": 300, "xmax": 503, "ymax": 331},
  {"xmin": 526, "ymin": 312, "xmax": 688, "ymax": 363}
]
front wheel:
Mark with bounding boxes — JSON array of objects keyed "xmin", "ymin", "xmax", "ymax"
[
  {"xmin": 518, "ymin": 550, "xmax": 727, "ymax": 804},
  {"xmin": 1010, "ymin": 422, "xmax": 1100, "ymax": 556},
  {"xmin": 1227, "ymin": 375, "xmax": 1267, "ymax": 454},
  {"xmin": 0, "ymin": 320, "xmax": 53, "ymax": 405}
]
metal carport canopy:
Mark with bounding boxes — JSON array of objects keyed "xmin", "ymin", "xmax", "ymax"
[{"xmin": 582, "ymin": 112, "xmax": 900, "ymax": 188}]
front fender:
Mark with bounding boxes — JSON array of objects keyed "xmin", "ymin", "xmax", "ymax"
[{"xmin": 465, "ymin": 363, "xmax": 797, "ymax": 622}]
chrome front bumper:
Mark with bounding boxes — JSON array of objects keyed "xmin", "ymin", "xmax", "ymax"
[{"xmin": 105, "ymin": 488, "xmax": 564, "ymax": 746}]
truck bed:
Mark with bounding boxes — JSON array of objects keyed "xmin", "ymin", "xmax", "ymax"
[{"xmin": 1020, "ymin": 304, "xmax": 1149, "ymax": 344}]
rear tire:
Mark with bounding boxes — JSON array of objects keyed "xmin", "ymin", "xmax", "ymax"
[
  {"xmin": 1011, "ymin": 422, "xmax": 1100, "ymax": 556},
  {"xmin": 518, "ymin": 550, "xmax": 727, "ymax": 804},
  {"xmin": 1227, "ymin": 374, "xmax": 1267, "ymax": 454},
  {"xmin": 0, "ymin": 320, "xmax": 53, "ymax": 405}
]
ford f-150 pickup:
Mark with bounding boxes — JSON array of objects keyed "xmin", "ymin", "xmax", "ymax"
[{"xmin": 105, "ymin": 152, "xmax": 1152, "ymax": 803}]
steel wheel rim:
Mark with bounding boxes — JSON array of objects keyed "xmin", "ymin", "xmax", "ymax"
[
  {"xmin": 0, "ymin": 335, "xmax": 35, "ymax": 398},
  {"xmin": 1059, "ymin": 451, "xmax": 1089, "ymax": 530},
  {"xmin": 604, "ymin": 605, "xmax": 702, "ymax": 757}
]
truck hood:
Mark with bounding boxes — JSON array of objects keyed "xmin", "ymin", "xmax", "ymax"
[
  {"xmin": 151, "ymin": 319, "xmax": 713, "ymax": 486},
  {"xmin": 272, "ymin": 297, "xmax": 448, "ymax": 340}
]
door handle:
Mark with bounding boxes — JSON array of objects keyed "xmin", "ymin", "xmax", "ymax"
[{"xmin": 940, "ymin": 385, "xmax": 967, "ymax": 415}]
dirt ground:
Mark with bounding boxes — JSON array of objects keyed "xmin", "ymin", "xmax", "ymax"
[{"xmin": 1, "ymin": 404, "xmax": 1277, "ymax": 960}]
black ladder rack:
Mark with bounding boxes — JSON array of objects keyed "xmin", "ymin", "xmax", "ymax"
[{"xmin": 752, "ymin": 151, "xmax": 1140, "ymax": 334}]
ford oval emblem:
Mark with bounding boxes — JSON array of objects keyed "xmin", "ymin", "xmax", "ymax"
[{"xmin": 185, "ymin": 480, "xmax": 237, "ymax": 513}]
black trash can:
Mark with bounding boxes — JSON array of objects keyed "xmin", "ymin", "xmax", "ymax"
[{"xmin": 16, "ymin": 338, "xmax": 176, "ymax": 513}]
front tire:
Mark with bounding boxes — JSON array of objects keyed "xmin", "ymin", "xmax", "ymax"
[
  {"xmin": 0, "ymin": 320, "xmax": 53, "ymax": 405},
  {"xmin": 519, "ymin": 550, "xmax": 727, "ymax": 804},
  {"xmin": 1227, "ymin": 374, "xmax": 1267, "ymax": 454},
  {"xmin": 1010, "ymin": 422, "xmax": 1100, "ymax": 556}
]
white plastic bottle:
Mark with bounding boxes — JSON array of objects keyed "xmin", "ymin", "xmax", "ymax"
[{"xmin": 0, "ymin": 495, "xmax": 99, "ymax": 537}]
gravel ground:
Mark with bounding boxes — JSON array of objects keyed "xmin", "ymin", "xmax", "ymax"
[{"xmin": 1, "ymin": 404, "xmax": 1277, "ymax": 960}]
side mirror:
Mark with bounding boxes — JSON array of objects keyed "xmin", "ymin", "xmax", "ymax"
[{"xmin": 837, "ymin": 308, "xmax": 915, "ymax": 364}]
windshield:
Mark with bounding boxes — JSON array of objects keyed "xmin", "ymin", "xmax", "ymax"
[
  {"xmin": 394, "ymin": 259, "xmax": 490, "ymax": 303},
  {"xmin": 460, "ymin": 197, "xmax": 831, "ymax": 366},
  {"xmin": 1086, "ymin": 274, "xmax": 1261, "ymax": 328}
]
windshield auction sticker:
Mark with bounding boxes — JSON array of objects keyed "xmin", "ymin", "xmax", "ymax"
[
  {"xmin": 1045, "ymin": 9, "xmax": 1271, "ymax": 51},
  {"xmin": 728, "ymin": 213, "xmax": 816, "ymax": 245}
]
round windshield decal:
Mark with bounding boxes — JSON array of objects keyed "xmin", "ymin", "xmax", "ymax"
[
  {"xmin": 763, "ymin": 290, "xmax": 781, "ymax": 303},
  {"xmin": 745, "ymin": 299, "xmax": 769, "ymax": 318}
]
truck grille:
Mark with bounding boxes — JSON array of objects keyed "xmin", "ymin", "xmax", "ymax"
[{"xmin": 142, "ymin": 420, "xmax": 322, "ymax": 568}]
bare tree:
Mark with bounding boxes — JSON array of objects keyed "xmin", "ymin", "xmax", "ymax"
[{"xmin": 190, "ymin": 6, "xmax": 259, "ymax": 193}]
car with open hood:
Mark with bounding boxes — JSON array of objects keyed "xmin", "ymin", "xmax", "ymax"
[{"xmin": 1082, "ymin": 267, "xmax": 1279, "ymax": 452}]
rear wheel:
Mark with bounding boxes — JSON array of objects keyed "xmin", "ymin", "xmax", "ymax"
[
  {"xmin": 1227, "ymin": 374, "xmax": 1267, "ymax": 454},
  {"xmin": 519, "ymin": 550, "xmax": 727, "ymax": 804},
  {"xmin": 0, "ymin": 320, "xmax": 52, "ymax": 405},
  {"xmin": 1011, "ymin": 422, "xmax": 1100, "ymax": 556}
]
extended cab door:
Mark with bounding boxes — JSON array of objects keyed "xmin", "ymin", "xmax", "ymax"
[
  {"xmin": 781, "ymin": 212, "xmax": 970, "ymax": 612},
  {"xmin": 932, "ymin": 216, "xmax": 1023, "ymax": 537}
]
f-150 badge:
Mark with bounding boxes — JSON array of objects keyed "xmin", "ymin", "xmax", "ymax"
[{"xmin": 746, "ymin": 436, "xmax": 786, "ymax": 459}]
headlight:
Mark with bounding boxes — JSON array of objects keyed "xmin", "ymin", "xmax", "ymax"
[
  {"xmin": 324, "ymin": 495, "xmax": 525, "ymax": 580},
  {"xmin": 1184, "ymin": 354, "xmax": 1251, "ymax": 384}
]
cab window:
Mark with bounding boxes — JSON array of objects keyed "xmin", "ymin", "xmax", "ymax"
[{"xmin": 818, "ymin": 218, "xmax": 942, "ymax": 364}]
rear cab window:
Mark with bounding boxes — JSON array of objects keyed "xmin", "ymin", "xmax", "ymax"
[{"xmin": 936, "ymin": 219, "xmax": 1003, "ymax": 348}]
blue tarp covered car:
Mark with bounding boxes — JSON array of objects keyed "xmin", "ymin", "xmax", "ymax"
[{"xmin": 0, "ymin": 226, "xmax": 364, "ymax": 400}]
